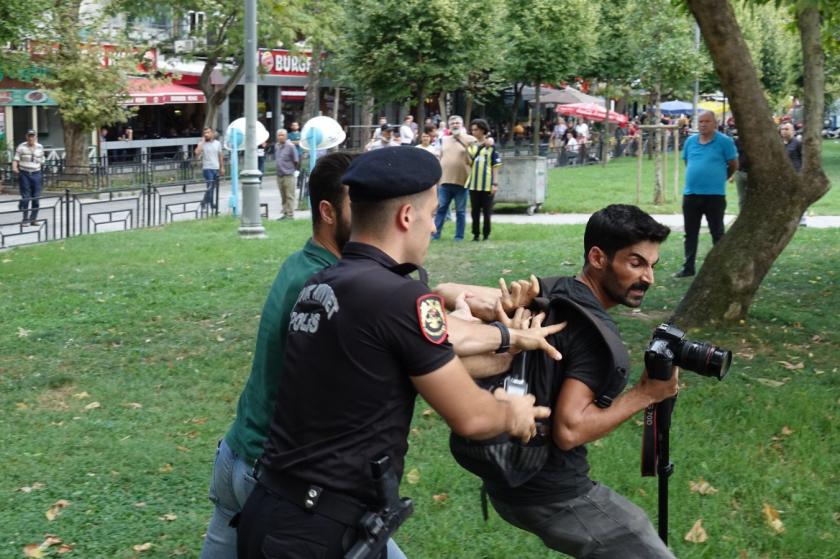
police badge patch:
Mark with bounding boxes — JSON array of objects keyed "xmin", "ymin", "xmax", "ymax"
[{"xmin": 416, "ymin": 294, "xmax": 448, "ymax": 344}]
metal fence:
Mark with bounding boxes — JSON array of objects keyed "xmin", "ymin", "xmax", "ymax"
[{"xmin": 0, "ymin": 179, "xmax": 218, "ymax": 249}]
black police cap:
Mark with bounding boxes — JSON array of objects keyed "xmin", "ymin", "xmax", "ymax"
[{"xmin": 342, "ymin": 146, "xmax": 442, "ymax": 202}]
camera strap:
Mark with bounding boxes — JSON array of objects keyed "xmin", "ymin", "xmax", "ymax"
[{"xmin": 641, "ymin": 403, "xmax": 658, "ymax": 476}]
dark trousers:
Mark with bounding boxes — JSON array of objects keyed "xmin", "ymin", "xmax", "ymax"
[
  {"xmin": 18, "ymin": 170, "xmax": 43, "ymax": 222},
  {"xmin": 681, "ymin": 194, "xmax": 726, "ymax": 273},
  {"xmin": 470, "ymin": 190, "xmax": 494, "ymax": 239},
  {"xmin": 237, "ymin": 483, "xmax": 356, "ymax": 559}
]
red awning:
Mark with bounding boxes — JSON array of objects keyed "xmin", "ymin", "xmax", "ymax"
[{"xmin": 124, "ymin": 79, "xmax": 206, "ymax": 106}]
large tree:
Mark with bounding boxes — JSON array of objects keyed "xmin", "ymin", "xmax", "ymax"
[
  {"xmin": 501, "ymin": 0, "xmax": 599, "ymax": 154},
  {"xmin": 672, "ymin": 0, "xmax": 832, "ymax": 326}
]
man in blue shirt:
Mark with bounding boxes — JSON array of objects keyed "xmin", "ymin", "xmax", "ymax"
[{"xmin": 674, "ymin": 111, "xmax": 738, "ymax": 278}]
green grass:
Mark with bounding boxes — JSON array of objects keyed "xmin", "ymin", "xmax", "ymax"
[
  {"xmin": 1, "ymin": 219, "xmax": 838, "ymax": 558},
  {"xmin": 537, "ymin": 139, "xmax": 840, "ymax": 215}
]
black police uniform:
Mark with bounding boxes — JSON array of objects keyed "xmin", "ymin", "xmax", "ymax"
[{"xmin": 237, "ymin": 147, "xmax": 450, "ymax": 558}]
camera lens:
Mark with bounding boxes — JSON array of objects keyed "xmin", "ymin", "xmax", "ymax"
[{"xmin": 677, "ymin": 341, "xmax": 732, "ymax": 380}]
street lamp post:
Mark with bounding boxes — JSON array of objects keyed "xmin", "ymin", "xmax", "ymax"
[{"xmin": 238, "ymin": 0, "xmax": 266, "ymax": 238}]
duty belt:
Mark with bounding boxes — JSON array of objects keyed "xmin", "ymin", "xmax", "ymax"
[{"xmin": 256, "ymin": 466, "xmax": 368, "ymax": 526}]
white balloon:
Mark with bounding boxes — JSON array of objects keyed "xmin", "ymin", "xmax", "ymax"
[
  {"xmin": 224, "ymin": 117, "xmax": 269, "ymax": 151},
  {"xmin": 300, "ymin": 116, "xmax": 346, "ymax": 151}
]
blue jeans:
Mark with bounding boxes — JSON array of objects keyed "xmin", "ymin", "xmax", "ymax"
[
  {"xmin": 18, "ymin": 170, "xmax": 43, "ymax": 222},
  {"xmin": 433, "ymin": 183, "xmax": 467, "ymax": 240},
  {"xmin": 202, "ymin": 169, "xmax": 219, "ymax": 209},
  {"xmin": 200, "ymin": 439, "xmax": 408, "ymax": 559}
]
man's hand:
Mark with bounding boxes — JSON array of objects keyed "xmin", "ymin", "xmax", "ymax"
[
  {"xmin": 493, "ymin": 388, "xmax": 551, "ymax": 443},
  {"xmin": 499, "ymin": 275, "xmax": 540, "ymax": 315},
  {"xmin": 498, "ymin": 302, "xmax": 565, "ymax": 361},
  {"xmin": 637, "ymin": 367, "xmax": 680, "ymax": 405}
]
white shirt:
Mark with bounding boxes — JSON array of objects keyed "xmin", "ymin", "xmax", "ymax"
[
  {"xmin": 399, "ymin": 124, "xmax": 415, "ymax": 145},
  {"xmin": 575, "ymin": 123, "xmax": 589, "ymax": 140},
  {"xmin": 14, "ymin": 142, "xmax": 45, "ymax": 172}
]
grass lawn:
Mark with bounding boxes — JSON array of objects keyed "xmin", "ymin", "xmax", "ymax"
[
  {"xmin": 537, "ymin": 139, "xmax": 840, "ymax": 215},
  {"xmin": 1, "ymin": 218, "xmax": 838, "ymax": 558}
]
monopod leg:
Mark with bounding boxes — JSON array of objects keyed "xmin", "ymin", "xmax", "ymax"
[{"xmin": 656, "ymin": 396, "xmax": 677, "ymax": 544}]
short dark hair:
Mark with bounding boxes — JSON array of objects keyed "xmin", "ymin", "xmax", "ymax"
[
  {"xmin": 583, "ymin": 204, "xmax": 670, "ymax": 263},
  {"xmin": 308, "ymin": 152, "xmax": 356, "ymax": 227},
  {"xmin": 470, "ymin": 118, "xmax": 490, "ymax": 134}
]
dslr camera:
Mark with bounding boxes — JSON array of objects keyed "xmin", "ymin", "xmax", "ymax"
[{"xmin": 644, "ymin": 323, "xmax": 731, "ymax": 381}]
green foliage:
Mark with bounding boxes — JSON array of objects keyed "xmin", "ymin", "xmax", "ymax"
[
  {"xmin": 334, "ymin": 0, "xmax": 493, "ymax": 104},
  {"xmin": 502, "ymin": 0, "xmax": 600, "ymax": 85}
]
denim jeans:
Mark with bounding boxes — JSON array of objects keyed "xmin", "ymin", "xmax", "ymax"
[
  {"xmin": 18, "ymin": 170, "xmax": 43, "ymax": 222},
  {"xmin": 490, "ymin": 482, "xmax": 675, "ymax": 558},
  {"xmin": 433, "ymin": 183, "xmax": 467, "ymax": 240},
  {"xmin": 202, "ymin": 169, "xmax": 220, "ymax": 209},
  {"xmin": 200, "ymin": 439, "xmax": 407, "ymax": 559}
]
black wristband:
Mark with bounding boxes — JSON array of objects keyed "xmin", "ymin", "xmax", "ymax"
[{"xmin": 491, "ymin": 321, "xmax": 511, "ymax": 354}]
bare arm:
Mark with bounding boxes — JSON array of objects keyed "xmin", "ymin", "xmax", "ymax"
[
  {"xmin": 727, "ymin": 158, "xmax": 738, "ymax": 179},
  {"xmin": 446, "ymin": 313, "xmax": 563, "ymax": 360},
  {"xmin": 552, "ymin": 370, "xmax": 679, "ymax": 451},
  {"xmin": 434, "ymin": 275, "xmax": 540, "ymax": 322},
  {"xmin": 218, "ymin": 148, "xmax": 225, "ymax": 176},
  {"xmin": 460, "ymin": 352, "xmax": 514, "ymax": 378},
  {"xmin": 412, "ymin": 357, "xmax": 550, "ymax": 442},
  {"xmin": 194, "ymin": 141, "xmax": 203, "ymax": 157}
]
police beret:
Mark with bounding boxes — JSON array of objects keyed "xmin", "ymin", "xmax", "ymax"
[{"xmin": 342, "ymin": 146, "xmax": 442, "ymax": 201}]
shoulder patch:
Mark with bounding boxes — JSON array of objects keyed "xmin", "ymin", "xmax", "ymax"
[{"xmin": 416, "ymin": 294, "xmax": 448, "ymax": 344}]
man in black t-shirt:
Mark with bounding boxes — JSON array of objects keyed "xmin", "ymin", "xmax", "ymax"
[
  {"xmin": 236, "ymin": 147, "xmax": 564, "ymax": 559},
  {"xmin": 436, "ymin": 205, "xmax": 680, "ymax": 558}
]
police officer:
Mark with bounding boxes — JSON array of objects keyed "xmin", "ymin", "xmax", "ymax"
[{"xmin": 237, "ymin": 147, "xmax": 561, "ymax": 558}]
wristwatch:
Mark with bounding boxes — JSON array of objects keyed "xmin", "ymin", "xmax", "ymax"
[{"xmin": 491, "ymin": 321, "xmax": 511, "ymax": 354}]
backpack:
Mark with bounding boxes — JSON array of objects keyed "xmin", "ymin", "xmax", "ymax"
[{"xmin": 449, "ymin": 294, "xmax": 631, "ymax": 489}]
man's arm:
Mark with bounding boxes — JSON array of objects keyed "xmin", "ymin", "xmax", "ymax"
[
  {"xmin": 726, "ymin": 158, "xmax": 738, "ymax": 179},
  {"xmin": 218, "ymin": 146, "xmax": 225, "ymax": 176},
  {"xmin": 552, "ymin": 370, "xmax": 679, "ymax": 451},
  {"xmin": 194, "ymin": 141, "xmax": 203, "ymax": 157},
  {"xmin": 460, "ymin": 352, "xmax": 513, "ymax": 378},
  {"xmin": 412, "ymin": 356, "xmax": 549, "ymax": 442},
  {"xmin": 446, "ymin": 314, "xmax": 563, "ymax": 360},
  {"xmin": 435, "ymin": 276, "xmax": 540, "ymax": 322},
  {"xmin": 11, "ymin": 148, "xmax": 19, "ymax": 173}
]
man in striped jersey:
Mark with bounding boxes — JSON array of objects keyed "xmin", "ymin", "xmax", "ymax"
[{"xmin": 467, "ymin": 118, "xmax": 501, "ymax": 241}]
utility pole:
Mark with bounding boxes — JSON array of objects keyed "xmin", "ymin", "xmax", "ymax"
[{"xmin": 238, "ymin": 0, "xmax": 266, "ymax": 238}]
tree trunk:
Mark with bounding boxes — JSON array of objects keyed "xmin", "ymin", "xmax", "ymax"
[
  {"xmin": 61, "ymin": 119, "xmax": 88, "ymax": 171},
  {"xmin": 303, "ymin": 44, "xmax": 322, "ymax": 122},
  {"xmin": 653, "ymin": 79, "xmax": 665, "ymax": 205},
  {"xmin": 601, "ymin": 84, "xmax": 611, "ymax": 167},
  {"xmin": 673, "ymin": 0, "xmax": 830, "ymax": 327},
  {"xmin": 438, "ymin": 91, "xmax": 447, "ymax": 126},
  {"xmin": 509, "ymin": 83, "xmax": 523, "ymax": 143},
  {"xmin": 201, "ymin": 57, "xmax": 246, "ymax": 131},
  {"xmin": 359, "ymin": 95, "xmax": 374, "ymax": 147},
  {"xmin": 416, "ymin": 83, "xmax": 426, "ymax": 131},
  {"xmin": 532, "ymin": 82, "xmax": 541, "ymax": 155},
  {"xmin": 464, "ymin": 91, "xmax": 473, "ymax": 127}
]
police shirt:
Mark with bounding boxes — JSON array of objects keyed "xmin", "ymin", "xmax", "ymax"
[{"xmin": 260, "ymin": 242, "xmax": 455, "ymax": 506}]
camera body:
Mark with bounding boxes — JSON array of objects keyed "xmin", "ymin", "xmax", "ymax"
[{"xmin": 644, "ymin": 323, "xmax": 731, "ymax": 381}]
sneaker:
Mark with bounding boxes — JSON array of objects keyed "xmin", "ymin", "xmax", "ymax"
[
  {"xmin": 29, "ymin": 219, "xmax": 42, "ymax": 226},
  {"xmin": 672, "ymin": 269, "xmax": 695, "ymax": 278}
]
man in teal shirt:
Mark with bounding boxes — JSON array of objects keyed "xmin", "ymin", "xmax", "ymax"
[
  {"xmin": 674, "ymin": 111, "xmax": 738, "ymax": 278},
  {"xmin": 200, "ymin": 153, "xmax": 356, "ymax": 558}
]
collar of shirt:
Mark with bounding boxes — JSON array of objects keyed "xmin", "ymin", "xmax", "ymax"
[{"xmin": 342, "ymin": 241, "xmax": 398, "ymax": 268}]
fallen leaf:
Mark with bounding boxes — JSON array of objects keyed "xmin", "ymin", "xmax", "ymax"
[
  {"xmin": 133, "ymin": 542, "xmax": 153, "ymax": 552},
  {"xmin": 216, "ymin": 335, "xmax": 226, "ymax": 342},
  {"xmin": 176, "ymin": 445, "xmax": 190, "ymax": 453},
  {"xmin": 762, "ymin": 502, "xmax": 785, "ymax": 534},
  {"xmin": 158, "ymin": 463, "xmax": 173, "ymax": 473},
  {"xmin": 46, "ymin": 500, "xmax": 71, "ymax": 521},
  {"xmin": 57, "ymin": 544, "xmax": 73, "ymax": 554},
  {"xmin": 684, "ymin": 518, "xmax": 708, "ymax": 543},
  {"xmin": 159, "ymin": 513, "xmax": 177, "ymax": 521},
  {"xmin": 124, "ymin": 402, "xmax": 143, "ymax": 409},
  {"xmin": 780, "ymin": 426, "xmax": 794, "ymax": 436},
  {"xmin": 432, "ymin": 493, "xmax": 448, "ymax": 503},
  {"xmin": 19, "ymin": 482, "xmax": 45, "ymax": 493},
  {"xmin": 16, "ymin": 401, "xmax": 29, "ymax": 410},
  {"xmin": 755, "ymin": 378, "xmax": 786, "ymax": 388},
  {"xmin": 421, "ymin": 408, "xmax": 437, "ymax": 418},
  {"xmin": 72, "ymin": 392, "xmax": 90, "ymax": 400},
  {"xmin": 83, "ymin": 401, "xmax": 101, "ymax": 411},
  {"xmin": 689, "ymin": 478, "xmax": 719, "ymax": 496},
  {"xmin": 134, "ymin": 502, "xmax": 147, "ymax": 508},
  {"xmin": 405, "ymin": 468, "xmax": 420, "ymax": 485},
  {"xmin": 18, "ymin": 327, "xmax": 31, "ymax": 337},
  {"xmin": 23, "ymin": 544, "xmax": 44, "ymax": 558},
  {"xmin": 777, "ymin": 361, "xmax": 804, "ymax": 371}
]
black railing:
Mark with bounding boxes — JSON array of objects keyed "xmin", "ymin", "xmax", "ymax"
[{"xmin": 0, "ymin": 179, "xmax": 219, "ymax": 249}]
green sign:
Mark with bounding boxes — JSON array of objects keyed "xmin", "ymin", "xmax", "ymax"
[{"xmin": 0, "ymin": 89, "xmax": 57, "ymax": 106}]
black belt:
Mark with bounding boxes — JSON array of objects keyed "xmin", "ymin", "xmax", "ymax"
[
  {"xmin": 256, "ymin": 467, "xmax": 367, "ymax": 527},
  {"xmin": 20, "ymin": 170, "xmax": 41, "ymax": 174}
]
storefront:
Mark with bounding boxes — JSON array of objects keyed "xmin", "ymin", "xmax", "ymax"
[{"xmin": 0, "ymin": 70, "xmax": 63, "ymax": 159}]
